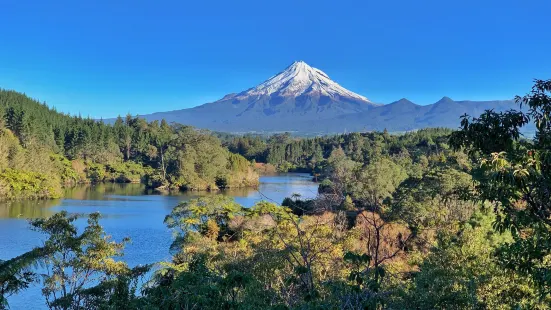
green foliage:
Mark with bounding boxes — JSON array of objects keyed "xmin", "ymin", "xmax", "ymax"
[
  {"xmin": 165, "ymin": 196, "xmax": 244, "ymax": 253},
  {"xmin": 154, "ymin": 198, "xmax": 353, "ymax": 308},
  {"xmin": 0, "ymin": 89, "xmax": 259, "ymax": 200},
  {"xmin": 5, "ymin": 81, "xmax": 551, "ymax": 309},
  {"xmin": 49, "ymin": 154, "xmax": 81, "ymax": 184},
  {"xmin": 0, "ymin": 247, "xmax": 51, "ymax": 310},
  {"xmin": 110, "ymin": 161, "xmax": 151, "ymax": 183},
  {"xmin": 3, "ymin": 211, "xmax": 149, "ymax": 310},
  {"xmin": 281, "ymin": 195, "xmax": 316, "ymax": 216},
  {"xmin": 158, "ymin": 127, "xmax": 258, "ymax": 191},
  {"xmin": 84, "ymin": 161, "xmax": 151, "ymax": 183},
  {"xmin": 30, "ymin": 211, "xmax": 141, "ymax": 310},
  {"xmin": 350, "ymin": 157, "xmax": 407, "ymax": 208},
  {"xmin": 400, "ymin": 211, "xmax": 548, "ymax": 309},
  {"xmin": 224, "ymin": 128, "xmax": 454, "ymax": 173},
  {"xmin": 0, "ymin": 126, "xmax": 64, "ymax": 200},
  {"xmin": 0, "ymin": 168, "xmax": 62, "ymax": 200},
  {"xmin": 389, "ymin": 167, "xmax": 476, "ymax": 233},
  {"xmin": 450, "ymin": 79, "xmax": 551, "ymax": 297}
]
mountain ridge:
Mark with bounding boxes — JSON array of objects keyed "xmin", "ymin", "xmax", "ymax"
[{"xmin": 130, "ymin": 61, "xmax": 521, "ymax": 134}]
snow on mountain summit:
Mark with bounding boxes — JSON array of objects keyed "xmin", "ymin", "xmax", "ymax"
[
  {"xmin": 235, "ymin": 61, "xmax": 371, "ymax": 102},
  {"xmin": 136, "ymin": 60, "xmax": 518, "ymax": 134}
]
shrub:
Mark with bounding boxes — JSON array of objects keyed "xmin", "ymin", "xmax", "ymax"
[{"xmin": 0, "ymin": 168, "xmax": 62, "ymax": 200}]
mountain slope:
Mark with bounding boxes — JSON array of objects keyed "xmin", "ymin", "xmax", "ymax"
[
  {"xmin": 239, "ymin": 60, "xmax": 370, "ymax": 101},
  {"xmin": 137, "ymin": 61, "xmax": 522, "ymax": 134},
  {"xmin": 140, "ymin": 61, "xmax": 377, "ymax": 131},
  {"xmin": 313, "ymin": 97, "xmax": 524, "ymax": 133}
]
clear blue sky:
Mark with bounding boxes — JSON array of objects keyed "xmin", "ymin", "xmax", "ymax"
[{"xmin": 1, "ymin": 0, "xmax": 550, "ymax": 118}]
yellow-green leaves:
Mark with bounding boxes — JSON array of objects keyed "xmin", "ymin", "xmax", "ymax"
[{"xmin": 29, "ymin": 211, "xmax": 137, "ymax": 309}]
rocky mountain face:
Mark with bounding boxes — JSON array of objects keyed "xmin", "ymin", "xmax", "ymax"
[{"xmin": 138, "ymin": 61, "xmax": 521, "ymax": 134}]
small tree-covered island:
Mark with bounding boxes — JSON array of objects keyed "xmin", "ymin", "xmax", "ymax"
[{"xmin": 2, "ymin": 79, "xmax": 551, "ymax": 309}]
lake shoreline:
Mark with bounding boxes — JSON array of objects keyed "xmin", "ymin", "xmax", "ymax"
[{"xmin": 1, "ymin": 173, "xmax": 318, "ymax": 309}]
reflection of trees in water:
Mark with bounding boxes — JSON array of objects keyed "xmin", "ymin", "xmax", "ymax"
[
  {"xmin": 221, "ymin": 187, "xmax": 257, "ymax": 198},
  {"xmin": 153, "ymin": 186, "xmax": 258, "ymax": 200},
  {"xmin": 0, "ymin": 199, "xmax": 61, "ymax": 218},
  {"xmin": 64, "ymin": 183, "xmax": 149, "ymax": 200},
  {"xmin": 0, "ymin": 180, "xmax": 301, "ymax": 219},
  {"xmin": 0, "ymin": 184, "xmax": 152, "ymax": 219},
  {"xmin": 64, "ymin": 183, "xmax": 263, "ymax": 202}
]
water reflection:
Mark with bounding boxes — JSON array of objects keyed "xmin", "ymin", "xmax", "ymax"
[
  {"xmin": 0, "ymin": 199, "xmax": 61, "ymax": 219},
  {"xmin": 0, "ymin": 174, "xmax": 317, "ymax": 219},
  {"xmin": 63, "ymin": 183, "xmax": 150, "ymax": 200},
  {"xmin": 0, "ymin": 173, "xmax": 317, "ymax": 309}
]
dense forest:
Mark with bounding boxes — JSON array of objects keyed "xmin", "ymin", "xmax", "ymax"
[
  {"xmin": 223, "ymin": 127, "xmax": 454, "ymax": 175},
  {"xmin": 1, "ymin": 79, "xmax": 551, "ymax": 309},
  {"xmin": 0, "ymin": 90, "xmax": 258, "ymax": 200}
]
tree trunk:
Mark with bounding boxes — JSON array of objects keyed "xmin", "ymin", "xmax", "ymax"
[{"xmin": 160, "ymin": 147, "xmax": 167, "ymax": 180}]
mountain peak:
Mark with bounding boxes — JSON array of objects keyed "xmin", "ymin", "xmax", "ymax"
[
  {"xmin": 281, "ymin": 60, "xmax": 318, "ymax": 79},
  {"xmin": 394, "ymin": 98, "xmax": 415, "ymax": 105},
  {"xmin": 137, "ymin": 62, "xmax": 518, "ymax": 134},
  {"xmin": 289, "ymin": 60, "xmax": 307, "ymax": 66},
  {"xmin": 436, "ymin": 96, "xmax": 454, "ymax": 104},
  {"xmin": 237, "ymin": 61, "xmax": 371, "ymax": 102}
]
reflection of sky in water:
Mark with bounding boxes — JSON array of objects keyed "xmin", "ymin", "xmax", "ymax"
[{"xmin": 0, "ymin": 173, "xmax": 317, "ymax": 309}]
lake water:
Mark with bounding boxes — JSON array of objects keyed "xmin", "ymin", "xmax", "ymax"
[{"xmin": 0, "ymin": 173, "xmax": 317, "ymax": 309}]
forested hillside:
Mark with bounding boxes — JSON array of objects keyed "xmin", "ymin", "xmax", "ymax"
[
  {"xmin": 224, "ymin": 128, "xmax": 454, "ymax": 174},
  {"xmin": 0, "ymin": 90, "xmax": 258, "ymax": 200}
]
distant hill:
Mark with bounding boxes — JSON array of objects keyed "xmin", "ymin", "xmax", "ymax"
[
  {"xmin": 315, "ymin": 97, "xmax": 529, "ymax": 133},
  {"xmin": 131, "ymin": 61, "xmax": 524, "ymax": 134}
]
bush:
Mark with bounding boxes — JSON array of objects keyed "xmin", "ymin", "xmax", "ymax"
[
  {"xmin": 0, "ymin": 168, "xmax": 62, "ymax": 200},
  {"xmin": 86, "ymin": 163, "xmax": 107, "ymax": 183},
  {"xmin": 106, "ymin": 161, "xmax": 149, "ymax": 183},
  {"xmin": 50, "ymin": 154, "xmax": 81, "ymax": 185}
]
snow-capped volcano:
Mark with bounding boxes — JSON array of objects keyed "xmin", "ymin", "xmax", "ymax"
[
  {"xmin": 234, "ymin": 61, "xmax": 371, "ymax": 102},
  {"xmin": 138, "ymin": 60, "xmax": 377, "ymax": 132},
  {"xmin": 180, "ymin": 60, "xmax": 377, "ymax": 120},
  {"xmin": 131, "ymin": 60, "xmax": 518, "ymax": 134}
]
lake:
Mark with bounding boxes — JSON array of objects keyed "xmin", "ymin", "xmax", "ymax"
[{"xmin": 0, "ymin": 173, "xmax": 318, "ymax": 309}]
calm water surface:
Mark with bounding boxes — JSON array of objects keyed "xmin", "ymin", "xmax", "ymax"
[{"xmin": 0, "ymin": 173, "xmax": 317, "ymax": 309}]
